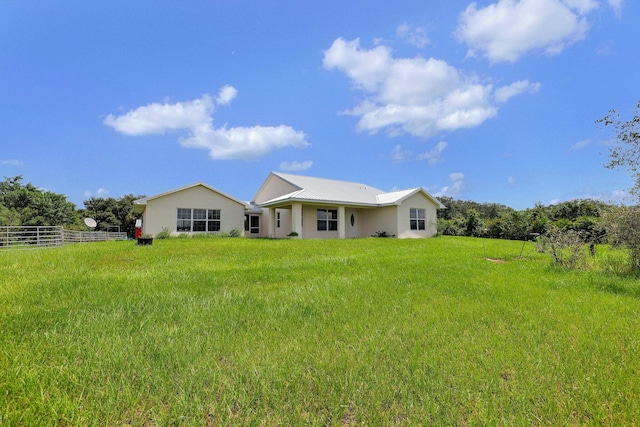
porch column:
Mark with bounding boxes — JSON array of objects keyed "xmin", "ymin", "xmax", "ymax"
[
  {"xmin": 269, "ymin": 207, "xmax": 276, "ymax": 238},
  {"xmin": 338, "ymin": 206, "xmax": 346, "ymax": 239},
  {"xmin": 291, "ymin": 203, "xmax": 302, "ymax": 238}
]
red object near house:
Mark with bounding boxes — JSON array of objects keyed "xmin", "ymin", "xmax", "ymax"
[{"xmin": 135, "ymin": 227, "xmax": 142, "ymax": 239}]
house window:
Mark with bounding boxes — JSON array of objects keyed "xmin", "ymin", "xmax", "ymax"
[
  {"xmin": 193, "ymin": 209, "xmax": 207, "ymax": 232},
  {"xmin": 244, "ymin": 214, "xmax": 260, "ymax": 234},
  {"xmin": 276, "ymin": 212, "xmax": 280, "ymax": 228},
  {"xmin": 410, "ymin": 208, "xmax": 426, "ymax": 231},
  {"xmin": 177, "ymin": 208, "xmax": 192, "ymax": 232},
  {"xmin": 317, "ymin": 209, "xmax": 338, "ymax": 231},
  {"xmin": 176, "ymin": 208, "xmax": 221, "ymax": 232},
  {"xmin": 208, "ymin": 209, "xmax": 221, "ymax": 232}
]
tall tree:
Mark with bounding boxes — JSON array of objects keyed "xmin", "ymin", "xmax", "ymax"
[
  {"xmin": 603, "ymin": 205, "xmax": 640, "ymax": 272},
  {"xmin": 0, "ymin": 176, "xmax": 78, "ymax": 226},
  {"xmin": 597, "ymin": 100, "xmax": 640, "ymax": 199},
  {"xmin": 597, "ymin": 101, "xmax": 640, "ymax": 272},
  {"xmin": 82, "ymin": 194, "xmax": 144, "ymax": 237}
]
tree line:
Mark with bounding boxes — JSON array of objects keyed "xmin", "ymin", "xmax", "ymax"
[
  {"xmin": 0, "ymin": 174, "xmax": 618, "ymax": 244},
  {"xmin": 436, "ymin": 197, "xmax": 607, "ymax": 242},
  {"xmin": 0, "ymin": 175, "xmax": 145, "ymax": 238}
]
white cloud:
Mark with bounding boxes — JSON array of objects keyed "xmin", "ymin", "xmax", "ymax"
[
  {"xmin": 180, "ymin": 124, "xmax": 308, "ymax": 160},
  {"xmin": 417, "ymin": 141, "xmax": 448, "ymax": 165},
  {"xmin": 1, "ymin": 159, "xmax": 23, "ymax": 167},
  {"xmin": 449, "ymin": 172, "xmax": 465, "ymax": 181},
  {"xmin": 596, "ymin": 42, "xmax": 611, "ymax": 55},
  {"xmin": 397, "ymin": 23, "xmax": 430, "ymax": 48},
  {"xmin": 323, "ymin": 38, "xmax": 538, "ymax": 138},
  {"xmin": 494, "ymin": 80, "xmax": 541, "ymax": 103},
  {"xmin": 608, "ymin": 0, "xmax": 623, "ymax": 17},
  {"xmin": 455, "ymin": 0, "xmax": 597, "ymax": 63},
  {"xmin": 83, "ymin": 188, "xmax": 111, "ymax": 199},
  {"xmin": 390, "ymin": 141, "xmax": 448, "ymax": 164},
  {"xmin": 215, "ymin": 85, "xmax": 238, "ymax": 105},
  {"xmin": 104, "ymin": 86, "xmax": 309, "ymax": 160},
  {"xmin": 435, "ymin": 172, "xmax": 465, "ymax": 198},
  {"xmin": 390, "ymin": 144, "xmax": 413, "ymax": 162},
  {"xmin": 323, "ymin": 38, "xmax": 391, "ymax": 93},
  {"xmin": 550, "ymin": 188, "xmax": 629, "ymax": 205},
  {"xmin": 564, "ymin": 0, "xmax": 600, "ymax": 14},
  {"xmin": 508, "ymin": 176, "xmax": 517, "ymax": 186},
  {"xmin": 104, "ymin": 94, "xmax": 214, "ymax": 135},
  {"xmin": 569, "ymin": 139, "xmax": 591, "ymax": 151},
  {"xmin": 279, "ymin": 160, "xmax": 313, "ymax": 172}
]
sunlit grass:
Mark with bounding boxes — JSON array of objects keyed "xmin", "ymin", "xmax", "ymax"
[{"xmin": 1, "ymin": 237, "xmax": 639, "ymax": 425}]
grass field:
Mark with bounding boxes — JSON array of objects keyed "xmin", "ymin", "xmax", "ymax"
[{"xmin": 1, "ymin": 236, "xmax": 639, "ymax": 425}]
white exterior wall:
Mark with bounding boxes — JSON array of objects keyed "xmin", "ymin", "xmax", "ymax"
[
  {"xmin": 253, "ymin": 175, "xmax": 298, "ymax": 204},
  {"xmin": 252, "ymin": 207, "xmax": 292, "ymax": 238},
  {"xmin": 359, "ymin": 206, "xmax": 398, "ymax": 238},
  {"xmin": 277, "ymin": 209, "xmax": 293, "ymax": 237},
  {"xmin": 142, "ymin": 186, "xmax": 245, "ymax": 236},
  {"xmin": 396, "ymin": 193, "xmax": 439, "ymax": 238},
  {"xmin": 251, "ymin": 174, "xmax": 299, "ymax": 238},
  {"xmin": 301, "ymin": 205, "xmax": 340, "ymax": 239}
]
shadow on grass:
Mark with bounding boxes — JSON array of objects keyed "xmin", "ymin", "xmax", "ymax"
[{"xmin": 590, "ymin": 271, "xmax": 640, "ymax": 299}]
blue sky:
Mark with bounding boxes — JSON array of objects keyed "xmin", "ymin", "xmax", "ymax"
[{"xmin": 1, "ymin": 0, "xmax": 637, "ymax": 210}]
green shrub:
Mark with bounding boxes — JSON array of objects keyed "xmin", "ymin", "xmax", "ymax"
[
  {"xmin": 371, "ymin": 230, "xmax": 395, "ymax": 238},
  {"xmin": 155, "ymin": 227, "xmax": 171, "ymax": 239},
  {"xmin": 537, "ymin": 226, "xmax": 586, "ymax": 268},
  {"xmin": 228, "ymin": 228, "xmax": 242, "ymax": 238},
  {"xmin": 437, "ymin": 218, "xmax": 466, "ymax": 236},
  {"xmin": 603, "ymin": 205, "xmax": 640, "ymax": 273}
]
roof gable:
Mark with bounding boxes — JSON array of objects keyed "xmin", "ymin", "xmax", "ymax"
[
  {"xmin": 252, "ymin": 172, "xmax": 301, "ymax": 204},
  {"xmin": 377, "ymin": 188, "xmax": 446, "ymax": 208},
  {"xmin": 134, "ymin": 182, "xmax": 245, "ymax": 207},
  {"xmin": 272, "ymin": 172, "xmax": 384, "ymax": 205}
]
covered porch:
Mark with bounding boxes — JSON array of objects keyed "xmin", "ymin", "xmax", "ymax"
[{"xmin": 263, "ymin": 203, "xmax": 371, "ymax": 239}]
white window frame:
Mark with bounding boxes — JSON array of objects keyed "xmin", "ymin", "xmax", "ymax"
[
  {"xmin": 317, "ymin": 209, "xmax": 338, "ymax": 231},
  {"xmin": 410, "ymin": 208, "xmax": 426, "ymax": 231},
  {"xmin": 176, "ymin": 208, "xmax": 221, "ymax": 233}
]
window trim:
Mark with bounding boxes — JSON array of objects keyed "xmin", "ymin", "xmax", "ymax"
[
  {"xmin": 317, "ymin": 208, "xmax": 338, "ymax": 231},
  {"xmin": 176, "ymin": 208, "xmax": 221, "ymax": 233},
  {"xmin": 410, "ymin": 208, "xmax": 426, "ymax": 231}
]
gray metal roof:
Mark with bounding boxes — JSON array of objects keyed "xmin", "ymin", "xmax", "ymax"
[{"xmin": 260, "ymin": 172, "xmax": 445, "ymax": 208}]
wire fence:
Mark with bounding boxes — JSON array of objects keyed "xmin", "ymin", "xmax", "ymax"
[{"xmin": 0, "ymin": 226, "xmax": 128, "ymax": 250}]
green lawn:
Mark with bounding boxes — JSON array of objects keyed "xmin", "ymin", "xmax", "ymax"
[{"xmin": 1, "ymin": 237, "xmax": 639, "ymax": 425}]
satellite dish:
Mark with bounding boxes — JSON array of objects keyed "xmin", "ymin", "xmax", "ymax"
[{"xmin": 84, "ymin": 218, "xmax": 97, "ymax": 228}]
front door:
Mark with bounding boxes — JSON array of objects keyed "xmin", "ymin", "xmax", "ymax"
[
  {"xmin": 347, "ymin": 210, "xmax": 359, "ymax": 238},
  {"xmin": 245, "ymin": 214, "xmax": 260, "ymax": 237}
]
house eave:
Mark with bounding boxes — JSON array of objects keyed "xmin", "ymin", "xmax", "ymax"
[{"xmin": 259, "ymin": 197, "xmax": 380, "ymax": 209}]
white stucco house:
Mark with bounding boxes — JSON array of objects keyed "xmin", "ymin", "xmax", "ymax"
[
  {"xmin": 133, "ymin": 182, "xmax": 246, "ymax": 237},
  {"xmin": 133, "ymin": 172, "xmax": 445, "ymax": 239}
]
